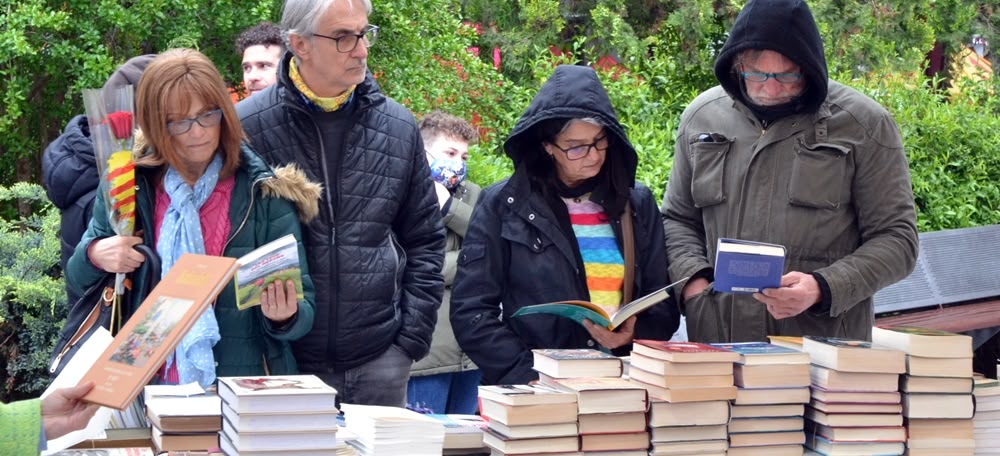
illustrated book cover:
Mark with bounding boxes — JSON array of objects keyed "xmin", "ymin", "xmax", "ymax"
[
  {"xmin": 235, "ymin": 233, "xmax": 303, "ymax": 310},
  {"xmin": 714, "ymin": 238, "xmax": 785, "ymax": 293},
  {"xmin": 217, "ymin": 374, "xmax": 338, "ymax": 414},
  {"xmin": 872, "ymin": 325, "xmax": 973, "ymax": 358},
  {"xmin": 78, "ymin": 253, "xmax": 239, "ymax": 410},
  {"xmin": 631, "ymin": 340, "xmax": 741, "ymax": 363},
  {"xmin": 710, "ymin": 341, "xmax": 810, "ymax": 365},
  {"xmin": 510, "ymin": 277, "xmax": 686, "ymax": 330},
  {"xmin": 477, "ymin": 384, "xmax": 578, "ymax": 407},
  {"xmin": 531, "ymin": 348, "xmax": 622, "ymax": 378},
  {"xmin": 802, "ymin": 335, "xmax": 906, "ymax": 373}
]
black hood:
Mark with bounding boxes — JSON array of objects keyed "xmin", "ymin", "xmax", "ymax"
[
  {"xmin": 714, "ymin": 0, "xmax": 829, "ymax": 117},
  {"xmin": 504, "ymin": 64, "xmax": 637, "ymax": 187}
]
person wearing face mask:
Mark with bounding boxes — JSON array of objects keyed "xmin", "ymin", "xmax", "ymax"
[
  {"xmin": 450, "ymin": 65, "xmax": 680, "ymax": 386},
  {"xmin": 407, "ymin": 110, "xmax": 482, "ymax": 414},
  {"xmin": 661, "ymin": 0, "xmax": 918, "ymax": 343}
]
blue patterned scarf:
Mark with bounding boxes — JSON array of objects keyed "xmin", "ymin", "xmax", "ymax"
[{"xmin": 158, "ymin": 154, "xmax": 223, "ymax": 387}]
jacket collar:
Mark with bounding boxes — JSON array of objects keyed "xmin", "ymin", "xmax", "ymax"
[{"xmin": 272, "ymin": 51, "xmax": 383, "ymax": 113}]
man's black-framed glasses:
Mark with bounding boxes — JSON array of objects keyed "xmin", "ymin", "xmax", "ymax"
[
  {"xmin": 166, "ymin": 109, "xmax": 223, "ymax": 136},
  {"xmin": 740, "ymin": 71, "xmax": 802, "ymax": 83},
  {"xmin": 313, "ymin": 25, "xmax": 379, "ymax": 53},
  {"xmin": 549, "ymin": 135, "xmax": 609, "ymax": 160}
]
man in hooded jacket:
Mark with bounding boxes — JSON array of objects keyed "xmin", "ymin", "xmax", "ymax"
[{"xmin": 662, "ymin": 0, "xmax": 918, "ymax": 343}]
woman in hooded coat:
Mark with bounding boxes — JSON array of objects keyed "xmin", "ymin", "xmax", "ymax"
[{"xmin": 450, "ymin": 65, "xmax": 680, "ymax": 385}]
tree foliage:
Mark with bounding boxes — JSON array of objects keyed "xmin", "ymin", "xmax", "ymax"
[{"xmin": 0, "ymin": 183, "xmax": 63, "ymax": 401}]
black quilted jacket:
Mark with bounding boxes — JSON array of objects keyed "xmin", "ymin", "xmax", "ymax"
[
  {"xmin": 236, "ymin": 53, "xmax": 445, "ymax": 372},
  {"xmin": 42, "ymin": 115, "xmax": 99, "ymax": 306}
]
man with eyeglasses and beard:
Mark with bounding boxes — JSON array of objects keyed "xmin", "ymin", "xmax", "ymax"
[
  {"xmin": 236, "ymin": 0, "xmax": 445, "ymax": 407},
  {"xmin": 662, "ymin": 0, "xmax": 917, "ymax": 344}
]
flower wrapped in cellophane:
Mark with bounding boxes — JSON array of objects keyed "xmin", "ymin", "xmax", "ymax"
[{"xmin": 83, "ymin": 86, "xmax": 136, "ymax": 297}]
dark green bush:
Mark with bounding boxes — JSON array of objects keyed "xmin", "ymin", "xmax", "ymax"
[{"xmin": 0, "ymin": 183, "xmax": 64, "ymax": 402}]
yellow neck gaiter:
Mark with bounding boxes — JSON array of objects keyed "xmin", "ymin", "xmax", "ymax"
[{"xmin": 289, "ymin": 58, "xmax": 356, "ymax": 112}]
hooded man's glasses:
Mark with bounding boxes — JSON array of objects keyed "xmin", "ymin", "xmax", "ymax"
[{"xmin": 740, "ymin": 71, "xmax": 802, "ymax": 84}]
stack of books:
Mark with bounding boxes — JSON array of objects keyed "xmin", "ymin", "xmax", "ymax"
[
  {"xmin": 800, "ymin": 335, "xmax": 907, "ymax": 455},
  {"xmin": 478, "ymin": 384, "xmax": 580, "ymax": 455},
  {"xmin": 629, "ymin": 340, "xmax": 739, "ymax": 455},
  {"xmin": 425, "ymin": 414, "xmax": 488, "ymax": 455},
  {"xmin": 217, "ymin": 375, "xmax": 346, "ymax": 456},
  {"xmin": 534, "ymin": 349, "xmax": 648, "ymax": 455},
  {"xmin": 340, "ymin": 404, "xmax": 444, "ymax": 455},
  {"xmin": 715, "ymin": 341, "xmax": 811, "ymax": 456},
  {"xmin": 144, "ymin": 389, "xmax": 222, "ymax": 453},
  {"xmin": 973, "ymin": 376, "xmax": 1000, "ymax": 453},
  {"xmin": 873, "ymin": 326, "xmax": 976, "ymax": 455}
]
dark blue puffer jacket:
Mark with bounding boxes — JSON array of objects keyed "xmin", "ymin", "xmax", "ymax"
[{"xmin": 42, "ymin": 115, "xmax": 99, "ymax": 305}]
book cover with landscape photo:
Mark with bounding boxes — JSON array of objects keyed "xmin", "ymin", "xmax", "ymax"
[
  {"xmin": 235, "ymin": 233, "xmax": 303, "ymax": 310},
  {"xmin": 78, "ymin": 253, "xmax": 239, "ymax": 410}
]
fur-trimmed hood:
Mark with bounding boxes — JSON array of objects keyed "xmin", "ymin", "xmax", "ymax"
[
  {"xmin": 261, "ymin": 163, "xmax": 322, "ymax": 223},
  {"xmin": 133, "ymin": 129, "xmax": 322, "ymax": 223}
]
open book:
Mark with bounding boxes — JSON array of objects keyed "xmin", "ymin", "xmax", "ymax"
[
  {"xmin": 511, "ymin": 277, "xmax": 686, "ymax": 330},
  {"xmin": 235, "ymin": 233, "xmax": 304, "ymax": 310}
]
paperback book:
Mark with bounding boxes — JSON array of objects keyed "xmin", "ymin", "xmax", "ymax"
[
  {"xmin": 511, "ymin": 277, "xmax": 685, "ymax": 330},
  {"xmin": 217, "ymin": 375, "xmax": 338, "ymax": 414},
  {"xmin": 531, "ymin": 348, "xmax": 622, "ymax": 379},
  {"xmin": 235, "ymin": 233, "xmax": 303, "ymax": 310}
]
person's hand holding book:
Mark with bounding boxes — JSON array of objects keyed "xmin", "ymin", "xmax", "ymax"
[
  {"xmin": 583, "ymin": 315, "xmax": 636, "ymax": 349},
  {"xmin": 753, "ymin": 271, "xmax": 821, "ymax": 319},
  {"xmin": 260, "ymin": 278, "xmax": 299, "ymax": 325}
]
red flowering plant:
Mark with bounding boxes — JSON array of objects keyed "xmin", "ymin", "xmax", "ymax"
[{"xmin": 82, "ymin": 86, "xmax": 136, "ymax": 299}]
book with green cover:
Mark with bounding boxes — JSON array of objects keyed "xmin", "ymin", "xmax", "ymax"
[
  {"xmin": 511, "ymin": 277, "xmax": 685, "ymax": 330},
  {"xmin": 235, "ymin": 233, "xmax": 304, "ymax": 310}
]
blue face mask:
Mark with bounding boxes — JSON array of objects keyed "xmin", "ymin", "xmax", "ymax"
[{"xmin": 429, "ymin": 158, "xmax": 467, "ymax": 190}]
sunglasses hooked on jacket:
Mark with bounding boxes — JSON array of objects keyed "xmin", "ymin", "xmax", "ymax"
[{"xmin": 692, "ymin": 132, "xmax": 729, "ymax": 144}]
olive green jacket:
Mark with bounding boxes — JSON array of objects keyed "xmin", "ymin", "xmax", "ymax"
[
  {"xmin": 662, "ymin": 81, "xmax": 918, "ymax": 342},
  {"xmin": 411, "ymin": 180, "xmax": 482, "ymax": 376}
]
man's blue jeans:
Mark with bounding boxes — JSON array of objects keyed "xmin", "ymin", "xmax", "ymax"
[{"xmin": 406, "ymin": 370, "xmax": 481, "ymax": 414}]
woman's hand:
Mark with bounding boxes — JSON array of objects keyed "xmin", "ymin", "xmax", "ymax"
[
  {"xmin": 583, "ymin": 315, "xmax": 637, "ymax": 350},
  {"xmin": 87, "ymin": 235, "xmax": 145, "ymax": 273},
  {"xmin": 260, "ymin": 279, "xmax": 299, "ymax": 326}
]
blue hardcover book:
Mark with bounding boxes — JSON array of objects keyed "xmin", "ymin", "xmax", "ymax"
[
  {"xmin": 713, "ymin": 238, "xmax": 786, "ymax": 293},
  {"xmin": 710, "ymin": 341, "xmax": 810, "ymax": 365}
]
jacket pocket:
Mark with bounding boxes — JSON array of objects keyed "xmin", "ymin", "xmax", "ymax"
[
  {"xmin": 789, "ymin": 139, "xmax": 850, "ymax": 209},
  {"xmin": 683, "ymin": 287, "xmax": 729, "ymax": 343},
  {"xmin": 689, "ymin": 140, "xmax": 732, "ymax": 208},
  {"xmin": 388, "ymin": 233, "xmax": 407, "ymax": 311}
]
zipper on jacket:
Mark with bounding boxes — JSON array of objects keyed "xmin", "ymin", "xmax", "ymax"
[
  {"xmin": 223, "ymin": 175, "xmax": 269, "ymax": 252},
  {"xmin": 284, "ymin": 101, "xmax": 341, "ymax": 365}
]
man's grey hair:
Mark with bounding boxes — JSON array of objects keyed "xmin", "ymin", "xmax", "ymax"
[{"xmin": 281, "ymin": 0, "xmax": 374, "ymax": 54}]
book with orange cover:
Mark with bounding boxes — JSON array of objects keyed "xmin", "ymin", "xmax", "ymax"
[{"xmin": 78, "ymin": 253, "xmax": 239, "ymax": 409}]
